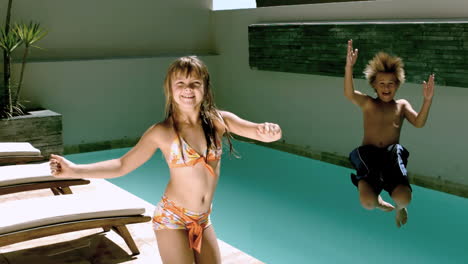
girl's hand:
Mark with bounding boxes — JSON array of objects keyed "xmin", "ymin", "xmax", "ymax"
[
  {"xmin": 256, "ymin": 122, "xmax": 282, "ymax": 141},
  {"xmin": 346, "ymin": 39, "xmax": 358, "ymax": 68},
  {"xmin": 50, "ymin": 154, "xmax": 77, "ymax": 178}
]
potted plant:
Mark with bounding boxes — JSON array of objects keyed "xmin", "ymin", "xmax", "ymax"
[{"xmin": 0, "ymin": 0, "xmax": 63, "ymax": 157}]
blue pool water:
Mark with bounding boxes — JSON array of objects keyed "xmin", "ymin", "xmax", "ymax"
[{"xmin": 67, "ymin": 141, "xmax": 468, "ymax": 264}]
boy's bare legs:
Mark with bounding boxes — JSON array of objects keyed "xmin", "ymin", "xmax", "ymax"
[
  {"xmin": 358, "ymin": 180, "xmax": 395, "ymax": 211},
  {"xmin": 156, "ymin": 229, "xmax": 195, "ymax": 264},
  {"xmin": 391, "ymin": 184, "xmax": 412, "ymax": 228}
]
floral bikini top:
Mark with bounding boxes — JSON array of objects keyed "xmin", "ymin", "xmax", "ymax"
[{"xmin": 168, "ymin": 136, "xmax": 222, "ymax": 177}]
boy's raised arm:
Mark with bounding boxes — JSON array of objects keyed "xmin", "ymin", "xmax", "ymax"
[
  {"xmin": 344, "ymin": 40, "xmax": 369, "ymax": 107},
  {"xmin": 403, "ymin": 74, "xmax": 435, "ymax": 128}
]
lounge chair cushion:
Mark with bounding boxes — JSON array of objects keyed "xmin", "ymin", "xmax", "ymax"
[
  {"xmin": 0, "ymin": 143, "xmax": 41, "ymax": 157},
  {"xmin": 0, "ymin": 162, "xmax": 67, "ymax": 187},
  {"xmin": 0, "ymin": 193, "xmax": 146, "ymax": 235}
]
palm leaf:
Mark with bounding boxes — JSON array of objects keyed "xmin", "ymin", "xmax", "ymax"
[
  {"xmin": 12, "ymin": 22, "xmax": 48, "ymax": 106},
  {"xmin": 12, "ymin": 104, "xmax": 25, "ymax": 116},
  {"xmin": 0, "ymin": 28, "xmax": 22, "ymax": 53},
  {"xmin": 14, "ymin": 22, "xmax": 47, "ymax": 48}
]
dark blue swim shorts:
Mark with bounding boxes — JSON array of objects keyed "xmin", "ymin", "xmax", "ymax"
[{"xmin": 349, "ymin": 144, "xmax": 412, "ymax": 195}]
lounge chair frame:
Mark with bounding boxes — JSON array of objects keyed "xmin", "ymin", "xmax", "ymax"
[
  {"xmin": 0, "ymin": 215, "xmax": 151, "ymax": 255},
  {"xmin": 0, "ymin": 155, "xmax": 45, "ymax": 166},
  {"xmin": 0, "ymin": 179, "xmax": 91, "ymax": 196}
]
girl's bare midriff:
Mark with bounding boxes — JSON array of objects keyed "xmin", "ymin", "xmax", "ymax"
[
  {"xmin": 156, "ymin": 120, "xmax": 223, "ymax": 213},
  {"xmin": 164, "ymin": 161, "xmax": 220, "ymax": 213}
]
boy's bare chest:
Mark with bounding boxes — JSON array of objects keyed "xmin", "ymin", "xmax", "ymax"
[{"xmin": 364, "ymin": 103, "xmax": 404, "ymax": 128}]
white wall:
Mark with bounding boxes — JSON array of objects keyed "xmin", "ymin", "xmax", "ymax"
[
  {"xmin": 1, "ymin": 0, "xmax": 214, "ymax": 59},
  {"xmin": 211, "ymin": 0, "xmax": 468, "ymax": 184}
]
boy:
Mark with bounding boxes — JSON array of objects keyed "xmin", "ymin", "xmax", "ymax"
[{"xmin": 344, "ymin": 39, "xmax": 434, "ymax": 227}]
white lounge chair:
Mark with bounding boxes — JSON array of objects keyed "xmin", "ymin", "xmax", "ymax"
[
  {"xmin": 0, "ymin": 193, "xmax": 151, "ymax": 255},
  {"xmin": 0, "ymin": 142, "xmax": 45, "ymax": 165},
  {"xmin": 0, "ymin": 162, "xmax": 90, "ymax": 195},
  {"xmin": 0, "ymin": 142, "xmax": 89, "ymax": 195}
]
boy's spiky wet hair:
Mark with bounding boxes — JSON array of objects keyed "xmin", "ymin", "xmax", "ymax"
[{"xmin": 364, "ymin": 52, "xmax": 405, "ymax": 86}]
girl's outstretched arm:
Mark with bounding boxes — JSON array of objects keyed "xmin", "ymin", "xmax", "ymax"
[
  {"xmin": 219, "ymin": 111, "xmax": 281, "ymax": 143},
  {"xmin": 50, "ymin": 124, "xmax": 161, "ymax": 179}
]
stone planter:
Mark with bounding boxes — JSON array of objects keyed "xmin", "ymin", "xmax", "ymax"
[{"xmin": 0, "ymin": 110, "xmax": 63, "ymax": 158}]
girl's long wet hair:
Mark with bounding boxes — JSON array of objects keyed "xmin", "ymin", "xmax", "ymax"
[{"xmin": 163, "ymin": 56, "xmax": 235, "ymax": 159}]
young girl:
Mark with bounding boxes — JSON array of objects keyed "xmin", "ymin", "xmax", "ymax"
[{"xmin": 49, "ymin": 56, "xmax": 282, "ymax": 263}]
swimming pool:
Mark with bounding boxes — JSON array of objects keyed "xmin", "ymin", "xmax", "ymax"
[{"xmin": 67, "ymin": 141, "xmax": 468, "ymax": 264}]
